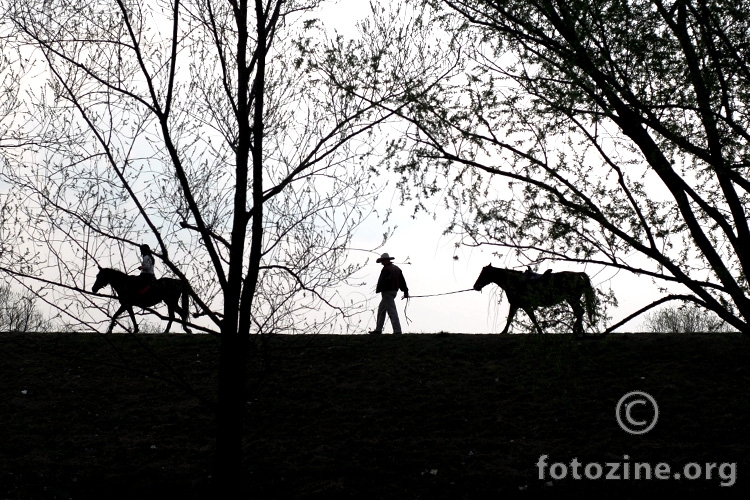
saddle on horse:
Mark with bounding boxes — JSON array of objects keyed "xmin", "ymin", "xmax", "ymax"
[
  {"xmin": 525, "ymin": 268, "xmax": 553, "ymax": 283},
  {"xmin": 132, "ymin": 274, "xmax": 155, "ymax": 296}
]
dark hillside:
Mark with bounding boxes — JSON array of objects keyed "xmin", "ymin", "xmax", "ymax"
[{"xmin": 1, "ymin": 332, "xmax": 748, "ymax": 499}]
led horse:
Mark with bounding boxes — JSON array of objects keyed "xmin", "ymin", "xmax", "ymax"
[{"xmin": 473, "ymin": 265, "xmax": 596, "ymax": 336}]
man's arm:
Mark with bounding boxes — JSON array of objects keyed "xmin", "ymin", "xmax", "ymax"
[
  {"xmin": 399, "ymin": 269, "xmax": 409, "ymax": 298},
  {"xmin": 375, "ymin": 267, "xmax": 385, "ymax": 294}
]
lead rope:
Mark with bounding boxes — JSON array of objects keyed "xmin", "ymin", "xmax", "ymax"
[{"xmin": 403, "ymin": 288, "xmax": 476, "ymax": 326}]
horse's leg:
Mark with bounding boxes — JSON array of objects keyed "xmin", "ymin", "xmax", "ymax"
[
  {"xmin": 569, "ymin": 299, "xmax": 584, "ymax": 337},
  {"xmin": 525, "ymin": 308, "xmax": 544, "ymax": 335},
  {"xmin": 164, "ymin": 290, "xmax": 190, "ymax": 334},
  {"xmin": 164, "ymin": 300, "xmax": 174, "ymax": 333},
  {"xmin": 127, "ymin": 306, "xmax": 139, "ymax": 333},
  {"xmin": 107, "ymin": 304, "xmax": 129, "ymax": 334},
  {"xmin": 501, "ymin": 305, "xmax": 518, "ymax": 334}
]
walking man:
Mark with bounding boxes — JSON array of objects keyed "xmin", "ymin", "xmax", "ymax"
[{"xmin": 369, "ymin": 252, "xmax": 409, "ymax": 334}]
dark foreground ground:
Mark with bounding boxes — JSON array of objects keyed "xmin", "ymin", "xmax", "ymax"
[{"xmin": 1, "ymin": 331, "xmax": 749, "ymax": 499}]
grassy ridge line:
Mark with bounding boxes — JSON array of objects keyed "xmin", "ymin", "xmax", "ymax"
[{"xmin": 1, "ymin": 332, "xmax": 749, "ymax": 499}]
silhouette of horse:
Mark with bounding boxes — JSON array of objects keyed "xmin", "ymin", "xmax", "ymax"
[
  {"xmin": 473, "ymin": 265, "xmax": 596, "ymax": 336},
  {"xmin": 92, "ymin": 267, "xmax": 191, "ymax": 333}
]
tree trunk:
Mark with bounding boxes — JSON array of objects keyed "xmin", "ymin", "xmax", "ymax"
[{"xmin": 215, "ymin": 323, "xmax": 249, "ymax": 495}]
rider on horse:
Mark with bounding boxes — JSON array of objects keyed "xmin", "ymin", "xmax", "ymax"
[{"xmin": 136, "ymin": 244, "xmax": 156, "ymax": 294}]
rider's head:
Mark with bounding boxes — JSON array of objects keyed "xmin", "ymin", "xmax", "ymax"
[{"xmin": 140, "ymin": 244, "xmax": 152, "ymax": 255}]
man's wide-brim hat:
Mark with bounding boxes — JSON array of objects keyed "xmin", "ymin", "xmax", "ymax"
[{"xmin": 376, "ymin": 252, "xmax": 395, "ymax": 263}]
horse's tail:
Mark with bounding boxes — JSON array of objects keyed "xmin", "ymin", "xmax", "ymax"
[
  {"xmin": 181, "ymin": 283, "xmax": 191, "ymax": 333},
  {"xmin": 582, "ymin": 275, "xmax": 596, "ymax": 323}
]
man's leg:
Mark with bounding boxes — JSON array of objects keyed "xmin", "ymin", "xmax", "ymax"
[
  {"xmin": 382, "ymin": 290, "xmax": 402, "ymax": 334},
  {"xmin": 371, "ymin": 293, "xmax": 388, "ymax": 333}
]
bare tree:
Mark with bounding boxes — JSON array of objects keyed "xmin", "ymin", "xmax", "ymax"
[
  {"xmin": 642, "ymin": 303, "xmax": 734, "ymax": 333},
  {"xmin": 2, "ymin": 0, "xmax": 408, "ymax": 492},
  {"xmin": 344, "ymin": 0, "xmax": 750, "ymax": 334},
  {"xmin": 0, "ymin": 282, "xmax": 54, "ymax": 332}
]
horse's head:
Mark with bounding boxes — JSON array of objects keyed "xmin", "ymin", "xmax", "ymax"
[
  {"xmin": 473, "ymin": 264, "xmax": 496, "ymax": 291},
  {"xmin": 92, "ymin": 267, "xmax": 111, "ymax": 294}
]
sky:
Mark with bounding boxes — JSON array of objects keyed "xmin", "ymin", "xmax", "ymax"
[
  {"xmin": 345, "ymin": 175, "xmax": 666, "ymax": 334},
  {"xmin": 317, "ymin": 1, "xmax": 666, "ymax": 334},
  {"xmin": 1, "ymin": 0, "xmax": 687, "ymax": 335}
]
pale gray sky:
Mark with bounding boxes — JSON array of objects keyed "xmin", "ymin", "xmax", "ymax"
[
  {"xmin": 316, "ymin": 1, "xmax": 668, "ymax": 334},
  {"xmin": 1, "ymin": 0, "xmax": 685, "ymax": 334}
]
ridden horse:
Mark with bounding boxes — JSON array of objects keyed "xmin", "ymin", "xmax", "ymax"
[
  {"xmin": 473, "ymin": 265, "xmax": 596, "ymax": 336},
  {"xmin": 92, "ymin": 267, "xmax": 191, "ymax": 333}
]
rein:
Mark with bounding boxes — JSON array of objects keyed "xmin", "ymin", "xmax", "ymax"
[
  {"xmin": 403, "ymin": 288, "xmax": 476, "ymax": 325},
  {"xmin": 408, "ymin": 288, "xmax": 476, "ymax": 299}
]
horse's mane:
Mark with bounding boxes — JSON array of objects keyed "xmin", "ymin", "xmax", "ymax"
[
  {"xmin": 487, "ymin": 266, "xmax": 525, "ymax": 278},
  {"xmin": 100, "ymin": 267, "xmax": 129, "ymax": 278}
]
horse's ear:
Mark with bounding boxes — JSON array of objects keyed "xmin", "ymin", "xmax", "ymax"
[{"xmin": 97, "ymin": 265, "xmax": 102, "ymax": 271}]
